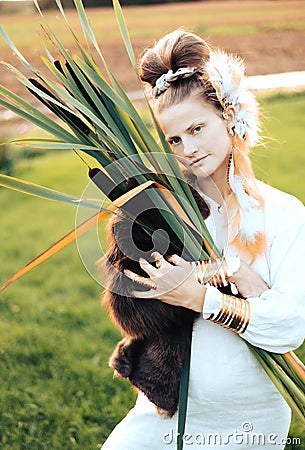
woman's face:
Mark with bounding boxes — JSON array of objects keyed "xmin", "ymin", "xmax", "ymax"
[{"xmin": 158, "ymin": 94, "xmax": 234, "ymax": 181}]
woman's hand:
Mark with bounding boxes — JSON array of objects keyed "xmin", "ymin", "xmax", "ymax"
[
  {"xmin": 124, "ymin": 252, "xmax": 206, "ymax": 313},
  {"xmin": 228, "ymin": 260, "xmax": 269, "ymax": 298}
]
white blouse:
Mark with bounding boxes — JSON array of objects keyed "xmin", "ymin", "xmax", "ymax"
[
  {"xmin": 203, "ymin": 180, "xmax": 305, "ymax": 353},
  {"xmin": 101, "ymin": 180, "xmax": 305, "ymax": 450}
]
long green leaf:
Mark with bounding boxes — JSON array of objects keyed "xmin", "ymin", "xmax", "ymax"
[
  {"xmin": 272, "ymin": 353, "xmax": 305, "ymax": 391},
  {"xmin": 0, "ymin": 174, "xmax": 100, "ymax": 210},
  {"xmin": 0, "ymin": 86, "xmax": 78, "ymax": 143},
  {"xmin": 113, "ymin": 0, "xmax": 137, "ymax": 71},
  {"xmin": 177, "ymin": 333, "xmax": 191, "ymax": 450},
  {"xmin": 0, "ymin": 26, "xmax": 38, "ymax": 75},
  {"xmin": 10, "ymin": 140, "xmax": 109, "ymax": 152},
  {"xmin": 21, "ymin": 72, "xmax": 125, "ymax": 151},
  {"xmin": 44, "ymin": 57, "xmax": 155, "ymax": 180},
  {"xmin": 71, "ymin": 55, "xmax": 171, "ymax": 181},
  {"xmin": 72, "ymin": 55, "xmax": 165, "ymax": 161},
  {"xmin": 33, "ymin": 0, "xmax": 43, "ymax": 15},
  {"xmin": 59, "ymin": 59, "xmax": 139, "ymax": 153},
  {"xmin": 259, "ymin": 351, "xmax": 305, "ymax": 407},
  {"xmin": 249, "ymin": 346, "xmax": 305, "ymax": 426},
  {"xmin": 73, "ymin": 0, "xmax": 106, "ymax": 66},
  {"xmin": 55, "ymin": 0, "xmax": 68, "ymax": 21}
]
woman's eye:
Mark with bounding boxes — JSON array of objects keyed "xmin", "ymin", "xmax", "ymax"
[
  {"xmin": 169, "ymin": 137, "xmax": 181, "ymax": 146},
  {"xmin": 193, "ymin": 125, "xmax": 203, "ymax": 134}
]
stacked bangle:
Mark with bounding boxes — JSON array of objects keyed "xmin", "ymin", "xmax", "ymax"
[
  {"xmin": 206, "ymin": 294, "xmax": 250, "ymax": 334},
  {"xmin": 191, "ymin": 257, "xmax": 250, "ymax": 334},
  {"xmin": 190, "ymin": 257, "xmax": 240, "ymax": 288}
]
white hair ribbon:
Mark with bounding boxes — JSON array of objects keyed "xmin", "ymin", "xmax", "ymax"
[{"xmin": 152, "ymin": 67, "xmax": 198, "ymax": 98}]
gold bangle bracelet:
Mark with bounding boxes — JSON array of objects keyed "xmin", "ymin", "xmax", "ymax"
[
  {"xmin": 191, "ymin": 257, "xmax": 240, "ymax": 288},
  {"xmin": 230, "ymin": 296, "xmax": 243, "ymax": 330},
  {"xmin": 225, "ymin": 297, "xmax": 240, "ymax": 332},
  {"xmin": 217, "ymin": 300, "xmax": 230, "ymax": 325},
  {"xmin": 234, "ymin": 298, "xmax": 246, "ymax": 332},
  {"xmin": 215, "ymin": 294, "xmax": 231, "ymax": 326},
  {"xmin": 207, "ymin": 294, "xmax": 251, "ymax": 334},
  {"xmin": 212, "ymin": 293, "xmax": 226, "ymax": 323},
  {"xmin": 239, "ymin": 300, "xmax": 250, "ymax": 334},
  {"xmin": 223, "ymin": 295, "xmax": 236, "ymax": 328}
]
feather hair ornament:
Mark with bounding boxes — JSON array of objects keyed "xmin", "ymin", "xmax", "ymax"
[
  {"xmin": 231, "ymin": 176, "xmax": 264, "ymax": 241},
  {"xmin": 205, "ymin": 50, "xmax": 260, "ymax": 147},
  {"xmin": 227, "ymin": 153, "xmax": 265, "ymax": 259},
  {"xmin": 204, "ymin": 51, "xmax": 264, "ymax": 254}
]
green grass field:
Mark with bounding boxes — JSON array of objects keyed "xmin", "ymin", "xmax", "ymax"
[
  {"xmin": 0, "ymin": 90, "xmax": 304, "ymax": 449},
  {"xmin": 253, "ymin": 91, "xmax": 305, "ymax": 201}
]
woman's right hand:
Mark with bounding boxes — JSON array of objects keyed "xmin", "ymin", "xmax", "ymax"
[{"xmin": 125, "ymin": 253, "xmax": 207, "ymax": 313}]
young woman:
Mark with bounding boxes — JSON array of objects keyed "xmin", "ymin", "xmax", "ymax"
[{"xmin": 101, "ymin": 30, "xmax": 305, "ymax": 449}]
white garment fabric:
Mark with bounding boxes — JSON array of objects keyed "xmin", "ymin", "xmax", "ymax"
[{"xmin": 101, "ymin": 180, "xmax": 305, "ymax": 450}]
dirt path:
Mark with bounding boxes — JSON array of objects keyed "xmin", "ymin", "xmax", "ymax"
[{"xmin": 2, "ymin": 28, "xmax": 305, "ymax": 93}]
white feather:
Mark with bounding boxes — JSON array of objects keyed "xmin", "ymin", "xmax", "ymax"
[
  {"xmin": 231, "ymin": 175, "xmax": 259, "ymax": 210},
  {"xmin": 239, "ymin": 209, "xmax": 264, "ymax": 242},
  {"xmin": 205, "ymin": 51, "xmax": 260, "ymax": 146}
]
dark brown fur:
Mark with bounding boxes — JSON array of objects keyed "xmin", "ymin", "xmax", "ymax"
[{"xmin": 101, "ymin": 177, "xmax": 210, "ymax": 417}]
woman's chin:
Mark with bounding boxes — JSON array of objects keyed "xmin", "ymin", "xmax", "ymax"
[{"xmin": 191, "ymin": 164, "xmax": 212, "ymax": 180}]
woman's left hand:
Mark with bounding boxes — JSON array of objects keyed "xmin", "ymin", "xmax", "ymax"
[
  {"xmin": 228, "ymin": 260, "xmax": 269, "ymax": 298},
  {"xmin": 124, "ymin": 252, "xmax": 206, "ymax": 313}
]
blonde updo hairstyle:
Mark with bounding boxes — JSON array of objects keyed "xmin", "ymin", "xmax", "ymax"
[{"xmin": 139, "ymin": 30, "xmax": 265, "ymax": 260}]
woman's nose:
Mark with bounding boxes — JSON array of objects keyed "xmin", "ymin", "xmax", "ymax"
[{"xmin": 183, "ymin": 138, "xmax": 198, "ymax": 157}]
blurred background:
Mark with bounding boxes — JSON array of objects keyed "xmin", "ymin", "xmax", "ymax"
[{"xmin": 0, "ymin": 1, "xmax": 305, "ymax": 448}]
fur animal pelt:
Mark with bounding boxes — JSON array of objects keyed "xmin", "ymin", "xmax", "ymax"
[{"xmin": 101, "ymin": 177, "xmax": 210, "ymax": 417}]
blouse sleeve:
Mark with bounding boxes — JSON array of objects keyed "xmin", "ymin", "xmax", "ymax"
[{"xmin": 202, "ymin": 194, "xmax": 305, "ymax": 353}]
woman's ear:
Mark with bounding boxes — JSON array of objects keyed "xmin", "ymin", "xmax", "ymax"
[{"xmin": 222, "ymin": 105, "xmax": 236, "ymax": 130}]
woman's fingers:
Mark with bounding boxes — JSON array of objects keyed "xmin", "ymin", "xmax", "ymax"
[
  {"xmin": 124, "ymin": 269, "xmax": 136, "ymax": 279},
  {"xmin": 132, "ymin": 289, "xmax": 160, "ymax": 299},
  {"xmin": 124, "ymin": 269, "xmax": 157, "ymax": 291},
  {"xmin": 167, "ymin": 254, "xmax": 180, "ymax": 265},
  {"xmin": 152, "ymin": 252, "xmax": 189, "ymax": 270},
  {"xmin": 139, "ymin": 257, "xmax": 159, "ymax": 277},
  {"xmin": 227, "ymin": 261, "xmax": 269, "ymax": 298},
  {"xmin": 124, "ymin": 253, "xmax": 194, "ymax": 303},
  {"xmin": 167, "ymin": 254, "xmax": 189, "ymax": 267},
  {"xmin": 151, "ymin": 251, "xmax": 172, "ymax": 271}
]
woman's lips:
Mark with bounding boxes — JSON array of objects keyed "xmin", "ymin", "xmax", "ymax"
[{"xmin": 189, "ymin": 155, "xmax": 208, "ymax": 166}]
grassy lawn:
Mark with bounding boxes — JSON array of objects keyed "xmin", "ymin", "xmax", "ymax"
[
  {"xmin": 0, "ymin": 90, "xmax": 304, "ymax": 448},
  {"xmin": 0, "ymin": 152, "xmax": 136, "ymax": 449},
  {"xmin": 253, "ymin": 91, "xmax": 305, "ymax": 201}
]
